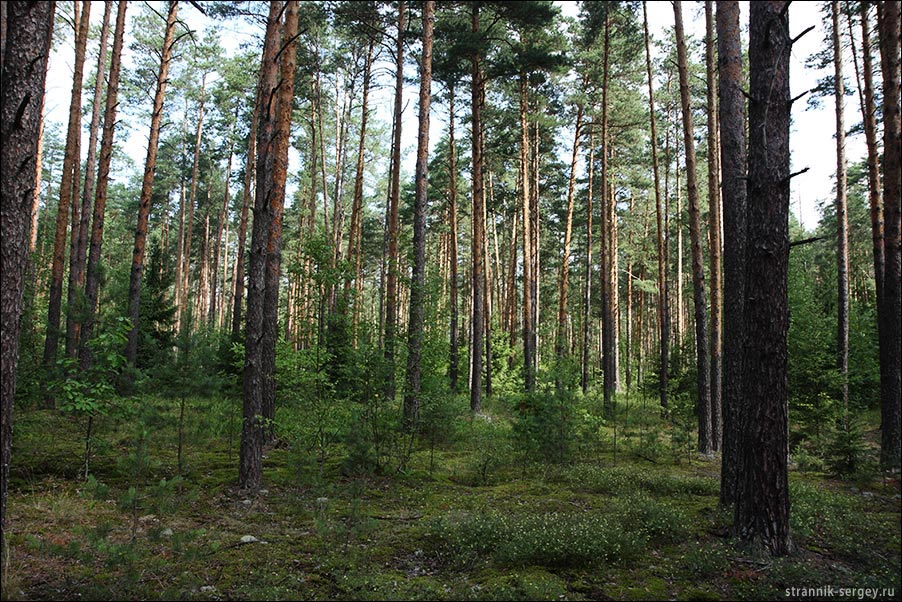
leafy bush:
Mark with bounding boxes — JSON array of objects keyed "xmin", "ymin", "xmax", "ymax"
[{"xmin": 511, "ymin": 390, "xmax": 574, "ymax": 464}]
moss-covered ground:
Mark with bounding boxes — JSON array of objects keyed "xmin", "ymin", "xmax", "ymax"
[{"xmin": 2, "ymin": 394, "xmax": 899, "ymax": 601}]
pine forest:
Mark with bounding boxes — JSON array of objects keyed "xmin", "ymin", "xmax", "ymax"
[{"xmin": 0, "ymin": 1, "xmax": 900, "ymax": 599}]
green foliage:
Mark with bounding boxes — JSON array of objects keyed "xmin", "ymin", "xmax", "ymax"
[
  {"xmin": 825, "ymin": 417, "xmax": 874, "ymax": 480},
  {"xmin": 460, "ymin": 417, "xmax": 512, "ymax": 486},
  {"xmin": 511, "ymin": 390, "xmax": 575, "ymax": 464}
]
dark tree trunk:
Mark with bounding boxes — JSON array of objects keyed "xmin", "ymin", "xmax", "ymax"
[
  {"xmin": 1, "ymin": 0, "xmax": 55, "ymax": 563},
  {"xmin": 734, "ymin": 0, "xmax": 792, "ymax": 556},
  {"xmin": 716, "ymin": 0, "xmax": 747, "ymax": 507},
  {"xmin": 80, "ymin": 0, "xmax": 127, "ymax": 370},
  {"xmin": 877, "ymin": 0, "xmax": 901, "ymax": 469},
  {"xmin": 67, "ymin": 0, "xmax": 111, "ymax": 357},
  {"xmin": 44, "ymin": 1, "xmax": 90, "ymax": 392},
  {"xmin": 520, "ymin": 69, "xmax": 534, "ymax": 394},
  {"xmin": 124, "ymin": 0, "xmax": 179, "ymax": 368},
  {"xmin": 241, "ymin": 0, "xmax": 287, "ymax": 490},
  {"xmin": 644, "ymin": 1, "xmax": 669, "ymax": 411},
  {"xmin": 404, "ymin": 0, "xmax": 434, "ymax": 430},
  {"xmin": 674, "ymin": 0, "xmax": 712, "ymax": 455}
]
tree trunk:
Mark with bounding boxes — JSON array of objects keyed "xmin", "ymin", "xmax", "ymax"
[
  {"xmin": 600, "ymin": 13, "xmax": 615, "ymax": 416},
  {"xmin": 449, "ymin": 83, "xmax": 461, "ymax": 392},
  {"xmin": 231, "ymin": 98, "xmax": 259, "ymax": 343},
  {"xmin": 556, "ymin": 104, "xmax": 583, "ymax": 390},
  {"xmin": 470, "ymin": 4, "xmax": 485, "ymax": 412},
  {"xmin": 581, "ymin": 131, "xmax": 595, "ymax": 394},
  {"xmin": 67, "ymin": 1, "xmax": 112, "ymax": 358},
  {"xmin": 644, "ymin": 1, "xmax": 670, "ymax": 411},
  {"xmin": 1, "ymin": 0, "xmax": 55, "ymax": 563},
  {"xmin": 80, "ymin": 0, "xmax": 127, "ymax": 370},
  {"xmin": 383, "ymin": 0, "xmax": 405, "ymax": 402},
  {"xmin": 44, "ymin": 0, "xmax": 90, "ymax": 392},
  {"xmin": 124, "ymin": 0, "xmax": 179, "ymax": 368},
  {"xmin": 519, "ymin": 69, "xmax": 535, "ymax": 394},
  {"xmin": 210, "ymin": 117, "xmax": 235, "ymax": 328},
  {"xmin": 241, "ymin": 0, "xmax": 285, "ymax": 490},
  {"xmin": 404, "ymin": 0, "xmax": 434, "ymax": 430},
  {"xmin": 877, "ymin": 0, "xmax": 901, "ymax": 469},
  {"xmin": 735, "ymin": 0, "xmax": 792, "ymax": 556},
  {"xmin": 705, "ymin": 0, "xmax": 723, "ymax": 451},
  {"xmin": 833, "ymin": 1, "xmax": 851, "ymax": 416},
  {"xmin": 716, "ymin": 0, "xmax": 746, "ymax": 507},
  {"xmin": 674, "ymin": 0, "xmax": 712, "ymax": 455}
]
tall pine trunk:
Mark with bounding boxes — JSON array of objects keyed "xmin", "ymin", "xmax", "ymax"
[
  {"xmin": 644, "ymin": 1, "xmax": 669, "ymax": 411},
  {"xmin": 581, "ymin": 131, "xmax": 595, "ymax": 394},
  {"xmin": 735, "ymin": 0, "xmax": 792, "ymax": 555},
  {"xmin": 404, "ymin": 0, "xmax": 434, "ymax": 429},
  {"xmin": 80, "ymin": 0, "xmax": 127, "ymax": 370},
  {"xmin": 674, "ymin": 0, "xmax": 712, "ymax": 455},
  {"xmin": 44, "ymin": 1, "xmax": 90, "ymax": 393},
  {"xmin": 383, "ymin": 0, "xmax": 405, "ymax": 401},
  {"xmin": 124, "ymin": 0, "xmax": 179, "ymax": 368},
  {"xmin": 705, "ymin": 0, "xmax": 723, "ymax": 451},
  {"xmin": 717, "ymin": 0, "xmax": 746, "ymax": 507},
  {"xmin": 231, "ymin": 99, "xmax": 258, "ymax": 343},
  {"xmin": 833, "ymin": 1, "xmax": 851, "ymax": 416},
  {"xmin": 67, "ymin": 1, "xmax": 111, "ymax": 357},
  {"xmin": 877, "ymin": 0, "xmax": 901, "ymax": 469},
  {"xmin": 470, "ymin": 4, "xmax": 485, "ymax": 412},
  {"xmin": 1, "ymin": 0, "xmax": 55, "ymax": 562},
  {"xmin": 448, "ymin": 83, "xmax": 461, "ymax": 392}
]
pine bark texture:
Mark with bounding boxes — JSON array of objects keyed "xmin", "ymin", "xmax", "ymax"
[
  {"xmin": 716, "ymin": 0, "xmax": 746, "ymax": 507},
  {"xmin": 124, "ymin": 0, "xmax": 179, "ymax": 367},
  {"xmin": 833, "ymin": 1, "xmax": 851, "ymax": 414},
  {"xmin": 735, "ymin": 0, "xmax": 792, "ymax": 556},
  {"xmin": 1, "ymin": 0, "xmax": 55, "ymax": 562},
  {"xmin": 674, "ymin": 0, "xmax": 712, "ymax": 455}
]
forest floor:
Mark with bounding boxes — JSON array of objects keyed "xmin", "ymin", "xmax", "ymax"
[{"xmin": 2, "ymin": 394, "xmax": 900, "ymax": 601}]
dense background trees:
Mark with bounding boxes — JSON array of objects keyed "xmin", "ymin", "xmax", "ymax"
[{"xmin": 2, "ymin": 0, "xmax": 900, "ymax": 588}]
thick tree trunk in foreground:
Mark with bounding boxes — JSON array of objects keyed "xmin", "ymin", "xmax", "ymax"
[
  {"xmin": 1, "ymin": 0, "xmax": 55, "ymax": 563},
  {"xmin": 81, "ymin": 0, "xmax": 127, "ymax": 370},
  {"xmin": 717, "ymin": 0, "xmax": 746, "ymax": 507},
  {"xmin": 44, "ymin": 1, "xmax": 90, "ymax": 390},
  {"xmin": 581, "ymin": 132, "xmax": 595, "ymax": 394},
  {"xmin": 448, "ymin": 84, "xmax": 461, "ymax": 393},
  {"xmin": 674, "ymin": 0, "xmax": 712, "ymax": 455},
  {"xmin": 124, "ymin": 0, "xmax": 179, "ymax": 368},
  {"xmin": 520, "ymin": 69, "xmax": 535, "ymax": 394},
  {"xmin": 735, "ymin": 0, "xmax": 792, "ymax": 556},
  {"xmin": 877, "ymin": 0, "xmax": 901, "ymax": 469},
  {"xmin": 404, "ymin": 0, "xmax": 434, "ymax": 430}
]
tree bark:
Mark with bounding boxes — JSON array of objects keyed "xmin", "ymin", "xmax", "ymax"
[
  {"xmin": 581, "ymin": 131, "xmax": 595, "ymax": 394},
  {"xmin": 705, "ymin": 0, "xmax": 723, "ymax": 451},
  {"xmin": 404, "ymin": 0, "xmax": 434, "ymax": 429},
  {"xmin": 600, "ymin": 13, "xmax": 616, "ymax": 416},
  {"xmin": 877, "ymin": 0, "xmax": 901, "ymax": 469},
  {"xmin": 674, "ymin": 0, "xmax": 712, "ymax": 455},
  {"xmin": 124, "ymin": 0, "xmax": 179, "ymax": 368},
  {"xmin": 449, "ymin": 83, "xmax": 461, "ymax": 392},
  {"xmin": 735, "ymin": 0, "xmax": 792, "ymax": 556},
  {"xmin": 44, "ymin": 0, "xmax": 90, "ymax": 391},
  {"xmin": 1, "ymin": 0, "xmax": 55, "ymax": 563},
  {"xmin": 833, "ymin": 0, "xmax": 851, "ymax": 416},
  {"xmin": 644, "ymin": 1, "xmax": 670, "ymax": 411},
  {"xmin": 716, "ymin": 0, "xmax": 746, "ymax": 507},
  {"xmin": 80, "ymin": 0, "xmax": 127, "ymax": 370},
  {"xmin": 556, "ymin": 104, "xmax": 583, "ymax": 390},
  {"xmin": 241, "ymin": 0, "xmax": 284, "ymax": 490},
  {"xmin": 470, "ymin": 4, "xmax": 485, "ymax": 412},
  {"xmin": 210, "ymin": 117, "xmax": 235, "ymax": 328},
  {"xmin": 231, "ymin": 98, "xmax": 258, "ymax": 343},
  {"xmin": 383, "ymin": 0, "xmax": 405, "ymax": 402},
  {"xmin": 66, "ymin": 1, "xmax": 111, "ymax": 358}
]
